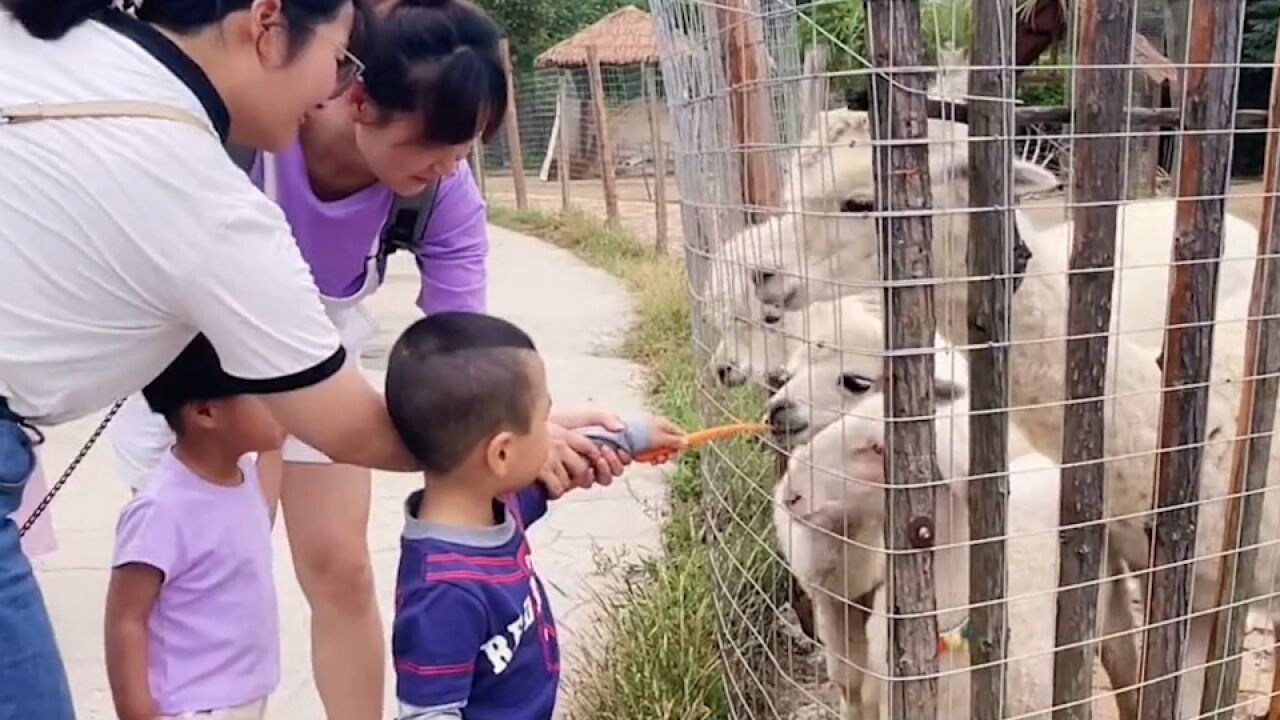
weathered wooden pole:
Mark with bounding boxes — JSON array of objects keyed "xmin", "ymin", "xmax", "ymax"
[
  {"xmin": 718, "ymin": 0, "xmax": 779, "ymax": 224},
  {"xmin": 498, "ymin": 39, "xmax": 528, "ymax": 211},
  {"xmin": 1199, "ymin": 25, "xmax": 1280, "ymax": 720},
  {"xmin": 1139, "ymin": 1, "xmax": 1246, "ymax": 718},
  {"xmin": 585, "ymin": 45, "xmax": 620, "ymax": 224},
  {"xmin": 557, "ymin": 72, "xmax": 572, "ymax": 211},
  {"xmin": 965, "ymin": 0, "xmax": 1014, "ymax": 717},
  {"xmin": 865, "ymin": 1, "xmax": 941, "ymax": 718},
  {"xmin": 643, "ymin": 63, "xmax": 669, "ymax": 254},
  {"xmin": 1053, "ymin": 2, "xmax": 1135, "ymax": 719}
]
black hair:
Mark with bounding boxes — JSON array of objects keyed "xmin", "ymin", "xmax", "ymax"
[
  {"xmin": 360, "ymin": 0, "xmax": 508, "ymax": 146},
  {"xmin": 4, "ymin": 0, "xmax": 369, "ymax": 58},
  {"xmin": 385, "ymin": 312, "xmax": 541, "ymax": 475},
  {"xmin": 143, "ymin": 333, "xmax": 244, "ymax": 435}
]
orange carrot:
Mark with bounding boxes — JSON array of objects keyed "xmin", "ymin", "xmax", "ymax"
[{"xmin": 633, "ymin": 422, "xmax": 769, "ymax": 464}]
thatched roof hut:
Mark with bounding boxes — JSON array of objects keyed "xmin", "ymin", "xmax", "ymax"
[{"xmin": 535, "ymin": 6, "xmax": 663, "ymax": 69}]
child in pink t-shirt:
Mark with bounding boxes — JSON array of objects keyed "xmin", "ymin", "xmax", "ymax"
[{"xmin": 105, "ymin": 335, "xmax": 285, "ymax": 720}]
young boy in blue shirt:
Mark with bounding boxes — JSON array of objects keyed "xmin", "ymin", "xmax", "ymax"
[{"xmin": 384, "ymin": 312, "xmax": 683, "ymax": 720}]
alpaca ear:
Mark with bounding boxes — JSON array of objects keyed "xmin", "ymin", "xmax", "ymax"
[{"xmin": 1012, "ymin": 160, "xmax": 1060, "ymax": 197}]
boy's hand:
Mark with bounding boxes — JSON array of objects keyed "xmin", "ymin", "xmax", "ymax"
[{"xmin": 542, "ymin": 417, "xmax": 632, "ymax": 489}]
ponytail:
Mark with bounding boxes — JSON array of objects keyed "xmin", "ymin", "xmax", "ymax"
[
  {"xmin": 362, "ymin": 0, "xmax": 508, "ymax": 146},
  {"xmin": 3, "ymin": 0, "xmax": 110, "ymax": 40}
]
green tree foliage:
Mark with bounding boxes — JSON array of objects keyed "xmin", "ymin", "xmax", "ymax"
[
  {"xmin": 799, "ymin": 0, "xmax": 972, "ymax": 99},
  {"xmin": 477, "ymin": 0, "xmax": 650, "ymax": 71}
]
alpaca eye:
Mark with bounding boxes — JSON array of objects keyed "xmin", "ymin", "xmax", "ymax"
[
  {"xmin": 839, "ymin": 373, "xmax": 873, "ymax": 394},
  {"xmin": 841, "ymin": 199, "xmax": 874, "ymax": 213}
]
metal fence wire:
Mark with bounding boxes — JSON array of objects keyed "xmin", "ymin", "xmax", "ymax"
[
  {"xmin": 473, "ymin": 35, "xmax": 680, "ymax": 252},
  {"xmin": 634, "ymin": 0, "xmax": 1280, "ymax": 718}
]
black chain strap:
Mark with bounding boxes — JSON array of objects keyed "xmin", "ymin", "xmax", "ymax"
[{"xmin": 18, "ymin": 399, "xmax": 125, "ymax": 538}]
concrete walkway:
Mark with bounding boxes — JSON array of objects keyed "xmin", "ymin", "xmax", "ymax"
[{"xmin": 26, "ymin": 225, "xmax": 670, "ymax": 719}]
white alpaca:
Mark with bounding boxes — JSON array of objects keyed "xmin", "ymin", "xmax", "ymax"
[
  {"xmin": 776, "ymin": 382, "xmax": 1136, "ymax": 720},
  {"xmin": 708, "ymin": 112, "xmax": 973, "ymax": 387},
  {"xmin": 765, "ymin": 203, "xmax": 1259, "ymax": 450},
  {"xmin": 765, "ymin": 139, "xmax": 1275, "ymax": 718},
  {"xmin": 772, "ymin": 366, "xmax": 970, "ymax": 719},
  {"xmin": 763, "ymin": 293, "xmax": 966, "ymax": 445}
]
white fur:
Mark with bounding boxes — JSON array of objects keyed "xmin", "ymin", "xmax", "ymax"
[
  {"xmin": 776, "ymin": 381, "xmax": 1133, "ymax": 720},
  {"xmin": 708, "ymin": 111, "xmax": 973, "ymax": 387},
  {"xmin": 772, "ymin": 368, "xmax": 972, "ymax": 717},
  {"xmin": 763, "ymin": 139, "xmax": 1274, "ymax": 717},
  {"xmin": 765, "ymin": 293, "xmax": 965, "ymax": 447}
]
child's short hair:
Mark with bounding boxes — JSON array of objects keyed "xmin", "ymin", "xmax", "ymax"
[
  {"xmin": 385, "ymin": 312, "xmax": 540, "ymax": 474},
  {"xmin": 143, "ymin": 334, "xmax": 243, "ymax": 434}
]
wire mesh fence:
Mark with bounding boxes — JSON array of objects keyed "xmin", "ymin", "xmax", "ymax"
[
  {"xmin": 472, "ymin": 33, "xmax": 680, "ymax": 252},
  {"xmin": 635, "ymin": 0, "xmax": 1280, "ymax": 718}
]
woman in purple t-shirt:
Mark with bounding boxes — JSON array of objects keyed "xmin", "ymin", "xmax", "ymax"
[{"xmin": 107, "ymin": 1, "xmax": 629, "ymax": 717}]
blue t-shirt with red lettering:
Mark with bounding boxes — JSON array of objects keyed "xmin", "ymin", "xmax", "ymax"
[{"xmin": 393, "ymin": 485, "xmax": 559, "ymax": 720}]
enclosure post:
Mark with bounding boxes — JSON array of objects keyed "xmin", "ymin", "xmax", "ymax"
[
  {"xmin": 1053, "ymin": 2, "xmax": 1136, "ymax": 720},
  {"xmin": 865, "ymin": 2, "xmax": 941, "ymax": 718},
  {"xmin": 1127, "ymin": 73, "xmax": 1159, "ymax": 199},
  {"xmin": 644, "ymin": 63, "xmax": 669, "ymax": 254},
  {"xmin": 1199, "ymin": 29, "xmax": 1280, "ymax": 720},
  {"xmin": 499, "ymin": 39, "xmax": 528, "ymax": 212},
  {"xmin": 965, "ymin": 1, "xmax": 1014, "ymax": 718},
  {"xmin": 717, "ymin": 0, "xmax": 779, "ymax": 223},
  {"xmin": 586, "ymin": 45, "xmax": 621, "ymax": 224},
  {"xmin": 1139, "ymin": 3, "xmax": 1247, "ymax": 719},
  {"xmin": 471, "ymin": 143, "xmax": 487, "ymax": 200},
  {"xmin": 558, "ymin": 72, "xmax": 572, "ymax": 211}
]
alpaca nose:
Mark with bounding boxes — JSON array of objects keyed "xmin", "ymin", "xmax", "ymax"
[
  {"xmin": 716, "ymin": 363, "xmax": 736, "ymax": 385},
  {"xmin": 751, "ymin": 268, "xmax": 776, "ymax": 287},
  {"xmin": 785, "ymin": 491, "xmax": 802, "ymax": 507},
  {"xmin": 768, "ymin": 400, "xmax": 796, "ymax": 427},
  {"xmin": 765, "ymin": 368, "xmax": 791, "ymax": 391}
]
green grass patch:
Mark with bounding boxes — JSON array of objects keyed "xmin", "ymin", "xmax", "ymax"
[{"xmin": 489, "ymin": 206, "xmax": 792, "ymax": 719}]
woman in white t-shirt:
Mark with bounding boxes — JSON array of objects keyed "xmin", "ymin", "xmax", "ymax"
[{"xmin": 0, "ymin": 1, "xmax": 615, "ymax": 717}]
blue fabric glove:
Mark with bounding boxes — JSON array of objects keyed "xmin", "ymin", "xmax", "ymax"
[{"xmin": 575, "ymin": 416, "xmax": 656, "ymax": 457}]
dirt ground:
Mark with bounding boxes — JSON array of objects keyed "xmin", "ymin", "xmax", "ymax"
[{"xmin": 481, "ymin": 173, "xmax": 684, "ymax": 253}]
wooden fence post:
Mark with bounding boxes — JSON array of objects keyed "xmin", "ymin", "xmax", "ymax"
[
  {"xmin": 1053, "ymin": 2, "xmax": 1135, "ymax": 719},
  {"xmin": 558, "ymin": 72, "xmax": 572, "ymax": 212},
  {"xmin": 585, "ymin": 45, "xmax": 620, "ymax": 224},
  {"xmin": 499, "ymin": 39, "xmax": 528, "ymax": 211},
  {"xmin": 718, "ymin": 0, "xmax": 779, "ymax": 224},
  {"xmin": 1199, "ymin": 27, "xmax": 1280, "ymax": 720},
  {"xmin": 1140, "ymin": 1, "xmax": 1247, "ymax": 718},
  {"xmin": 644, "ymin": 63, "xmax": 668, "ymax": 253},
  {"xmin": 965, "ymin": 1, "xmax": 1014, "ymax": 717},
  {"xmin": 865, "ymin": 2, "xmax": 941, "ymax": 718}
]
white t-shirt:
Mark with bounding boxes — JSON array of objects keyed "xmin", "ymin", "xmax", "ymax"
[{"xmin": 0, "ymin": 10, "xmax": 343, "ymax": 425}]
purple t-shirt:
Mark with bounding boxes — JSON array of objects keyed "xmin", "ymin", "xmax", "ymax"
[
  {"xmin": 112, "ymin": 450, "xmax": 278, "ymax": 716},
  {"xmin": 253, "ymin": 141, "xmax": 489, "ymax": 314}
]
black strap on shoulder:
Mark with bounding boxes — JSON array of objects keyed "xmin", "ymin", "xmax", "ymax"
[{"xmin": 380, "ymin": 181, "xmax": 441, "ymax": 258}]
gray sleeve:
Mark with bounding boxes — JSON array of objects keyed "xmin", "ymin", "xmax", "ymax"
[{"xmin": 398, "ymin": 701, "xmax": 465, "ymax": 720}]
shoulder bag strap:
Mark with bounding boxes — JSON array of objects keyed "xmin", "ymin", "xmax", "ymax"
[{"xmin": 0, "ymin": 100, "xmax": 214, "ymax": 136}]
